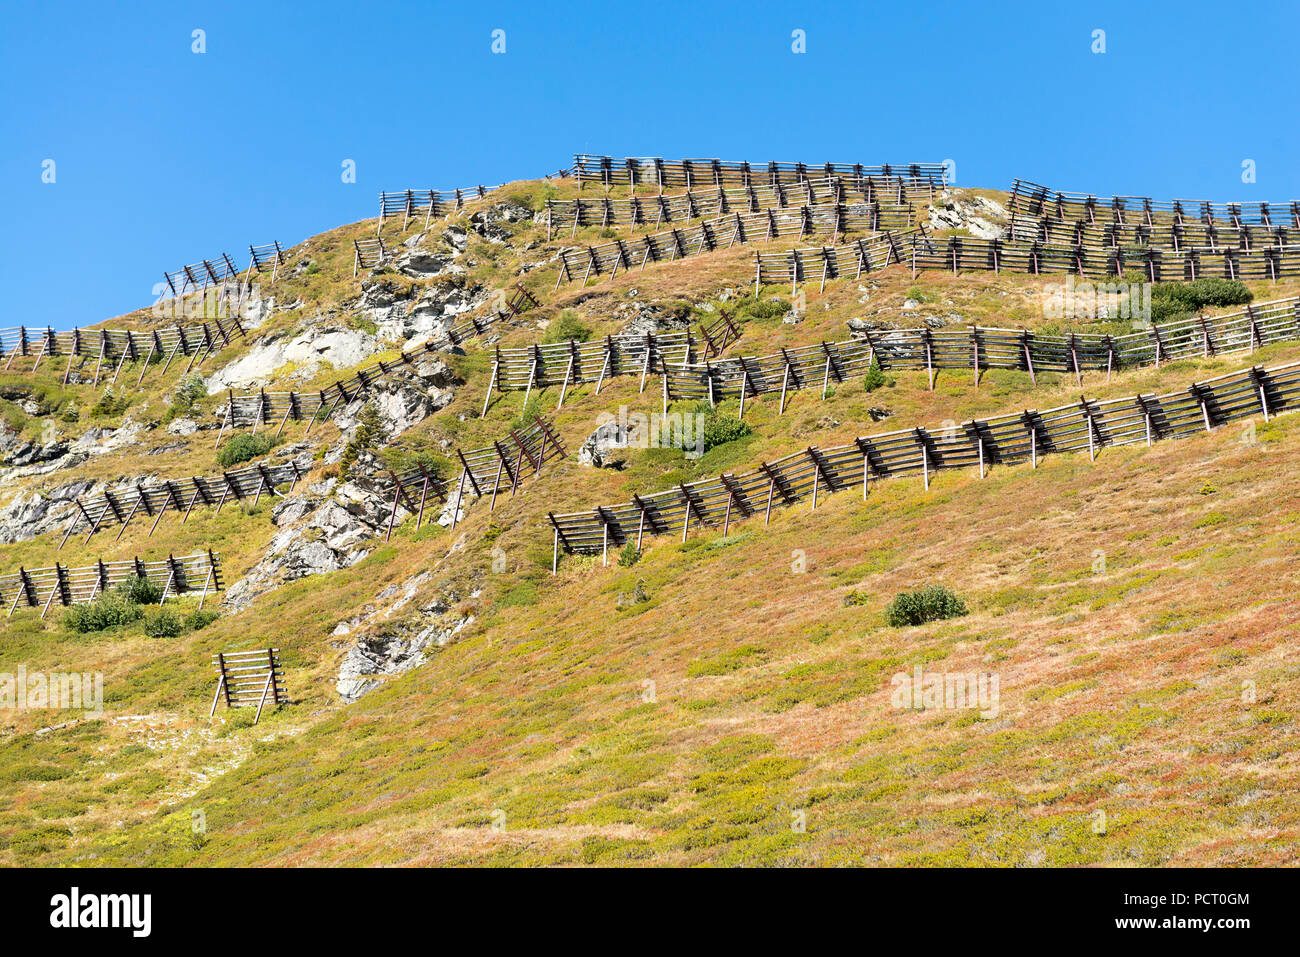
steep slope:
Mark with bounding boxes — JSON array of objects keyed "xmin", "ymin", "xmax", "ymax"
[{"xmin": 1, "ymin": 175, "xmax": 1297, "ymax": 866}]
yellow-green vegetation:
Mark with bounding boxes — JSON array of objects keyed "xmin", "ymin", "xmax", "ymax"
[{"xmin": 1, "ymin": 179, "xmax": 1298, "ymax": 867}]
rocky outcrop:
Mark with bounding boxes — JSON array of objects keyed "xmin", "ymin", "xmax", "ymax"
[
  {"xmin": 333, "ymin": 578, "xmax": 475, "ymax": 702},
  {"xmin": 321, "ymin": 360, "xmax": 460, "ymax": 467},
  {"xmin": 223, "ymin": 478, "xmax": 404, "ymax": 612},
  {"xmin": 206, "ymin": 325, "xmax": 381, "ymax": 393},
  {"xmin": 468, "ymin": 202, "xmax": 533, "ymax": 245},
  {"xmin": 927, "ymin": 191, "xmax": 1008, "ymax": 240},
  {"xmin": 355, "ymin": 277, "xmax": 489, "ymax": 341},
  {"xmin": 614, "ymin": 301, "xmax": 694, "ymax": 337},
  {"xmin": 0, "ymin": 479, "xmax": 96, "ymax": 544}
]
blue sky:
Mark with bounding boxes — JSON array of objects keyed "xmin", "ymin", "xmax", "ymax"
[{"xmin": 2, "ymin": 0, "xmax": 1297, "ymax": 328}]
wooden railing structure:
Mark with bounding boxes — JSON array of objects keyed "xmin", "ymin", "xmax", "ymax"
[
  {"xmin": 3, "ymin": 551, "xmax": 223, "ymax": 617},
  {"xmin": 378, "ymin": 414, "xmax": 566, "ymax": 539},
  {"xmin": 210, "ymin": 649, "xmax": 287, "ymax": 723},
  {"xmin": 661, "ymin": 296, "xmax": 1300, "ymax": 409},
  {"xmin": 377, "ymin": 185, "xmax": 501, "ymax": 232},
  {"xmin": 162, "ymin": 242, "xmax": 286, "ymax": 297},
  {"xmin": 698, "ymin": 310, "xmax": 741, "ymax": 359},
  {"xmin": 479, "ymin": 331, "xmax": 697, "ymax": 414},
  {"xmin": 1007, "ymin": 179, "xmax": 1300, "ymax": 229},
  {"xmin": 748, "ymin": 228, "xmax": 918, "ymax": 293},
  {"xmin": 545, "ymin": 176, "xmax": 913, "ymax": 237},
  {"xmin": 547, "ymin": 358, "xmax": 1300, "ymax": 565},
  {"xmin": 572, "ymin": 155, "xmax": 946, "ymax": 197},
  {"xmin": 754, "ymin": 227, "xmax": 1300, "ymax": 291},
  {"xmin": 59, "ymin": 460, "xmax": 307, "ymax": 547},
  {"xmin": 555, "ymin": 205, "xmax": 899, "ymax": 288},
  {"xmin": 1, "ymin": 316, "xmax": 246, "ymax": 386}
]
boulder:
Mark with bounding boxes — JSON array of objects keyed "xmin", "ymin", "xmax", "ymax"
[
  {"xmin": 616, "ymin": 302, "xmax": 693, "ymax": 337},
  {"xmin": 577, "ymin": 418, "xmax": 632, "ymax": 469}
]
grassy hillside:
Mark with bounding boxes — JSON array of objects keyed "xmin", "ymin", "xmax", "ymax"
[{"xmin": 1, "ymin": 179, "xmax": 1297, "ymax": 866}]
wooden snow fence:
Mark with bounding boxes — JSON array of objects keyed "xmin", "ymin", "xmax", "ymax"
[
  {"xmin": 210, "ymin": 648, "xmax": 287, "ymax": 724},
  {"xmin": 547, "ymin": 358, "xmax": 1300, "ymax": 564},
  {"xmin": 3, "ymin": 551, "xmax": 223, "ymax": 618}
]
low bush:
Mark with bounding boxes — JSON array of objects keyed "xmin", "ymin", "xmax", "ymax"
[
  {"xmin": 217, "ymin": 433, "xmax": 273, "ymax": 468},
  {"xmin": 702, "ymin": 411, "xmax": 751, "ymax": 452},
  {"xmin": 116, "ymin": 575, "xmax": 162, "ymax": 605},
  {"xmin": 884, "ymin": 585, "xmax": 969, "ymax": 627},
  {"xmin": 143, "ymin": 608, "xmax": 184, "ymax": 639},
  {"xmin": 617, "ymin": 543, "xmax": 641, "ymax": 567},
  {"xmin": 184, "ymin": 608, "xmax": 219, "ymax": 631},
  {"xmin": 862, "ymin": 356, "xmax": 891, "ymax": 392},
  {"xmin": 543, "ymin": 310, "xmax": 593, "ymax": 344},
  {"xmin": 89, "ymin": 390, "xmax": 129, "ymax": 417},
  {"xmin": 735, "ymin": 296, "xmax": 789, "ymax": 321},
  {"xmin": 64, "ymin": 595, "xmax": 142, "ymax": 633},
  {"xmin": 1150, "ymin": 278, "xmax": 1252, "ymax": 323}
]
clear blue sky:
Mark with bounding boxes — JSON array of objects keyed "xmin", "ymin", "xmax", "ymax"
[{"xmin": 2, "ymin": 0, "xmax": 1297, "ymax": 329}]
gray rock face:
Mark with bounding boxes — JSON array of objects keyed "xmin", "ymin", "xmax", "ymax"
[
  {"xmin": 206, "ymin": 325, "xmax": 380, "ymax": 393},
  {"xmin": 442, "ymin": 226, "xmax": 468, "ymax": 253},
  {"xmin": 847, "ymin": 317, "xmax": 899, "ymax": 336},
  {"xmin": 469, "ymin": 202, "xmax": 533, "ymax": 245},
  {"xmin": 165, "ymin": 417, "xmax": 199, "ymax": 436},
  {"xmin": 0, "ymin": 479, "xmax": 96, "ymax": 544},
  {"xmin": 397, "ymin": 283, "xmax": 483, "ymax": 340},
  {"xmin": 329, "ymin": 361, "xmax": 459, "ymax": 446},
  {"xmin": 223, "ymin": 479, "xmax": 401, "ymax": 612},
  {"xmin": 577, "ymin": 419, "xmax": 631, "ymax": 469},
  {"xmin": 334, "ymin": 577, "xmax": 473, "ymax": 702},
  {"xmin": 395, "ymin": 247, "xmax": 461, "ymax": 279},
  {"xmin": 615, "ymin": 302, "xmax": 693, "ymax": 337},
  {"xmin": 927, "ymin": 192, "xmax": 1008, "ymax": 240},
  {"xmin": 355, "ymin": 277, "xmax": 488, "ymax": 341}
]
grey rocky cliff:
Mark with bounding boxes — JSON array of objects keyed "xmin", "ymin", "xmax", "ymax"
[
  {"xmin": 223, "ymin": 477, "xmax": 403, "ymax": 612},
  {"xmin": 926, "ymin": 191, "xmax": 1008, "ymax": 240},
  {"xmin": 333, "ymin": 576, "xmax": 476, "ymax": 702}
]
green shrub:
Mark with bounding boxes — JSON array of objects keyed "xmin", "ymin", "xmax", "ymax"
[
  {"xmin": 884, "ymin": 585, "xmax": 969, "ymax": 628},
  {"xmin": 143, "ymin": 608, "xmax": 184, "ymax": 638},
  {"xmin": 184, "ymin": 608, "xmax": 219, "ymax": 631},
  {"xmin": 735, "ymin": 296, "xmax": 789, "ymax": 321},
  {"xmin": 617, "ymin": 543, "xmax": 641, "ymax": 567},
  {"xmin": 701, "ymin": 410, "xmax": 751, "ymax": 452},
  {"xmin": 339, "ymin": 402, "xmax": 385, "ymax": 476},
  {"xmin": 163, "ymin": 373, "xmax": 207, "ymax": 422},
  {"xmin": 862, "ymin": 356, "xmax": 890, "ymax": 392},
  {"xmin": 116, "ymin": 575, "xmax": 162, "ymax": 605},
  {"xmin": 542, "ymin": 310, "xmax": 593, "ymax": 344},
  {"xmin": 64, "ymin": 595, "xmax": 143, "ymax": 633},
  {"xmin": 217, "ymin": 432, "xmax": 273, "ymax": 468},
  {"xmin": 89, "ymin": 390, "xmax": 129, "ymax": 417},
  {"xmin": 1150, "ymin": 279, "xmax": 1252, "ymax": 323},
  {"xmin": 843, "ymin": 590, "xmax": 871, "ymax": 607}
]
